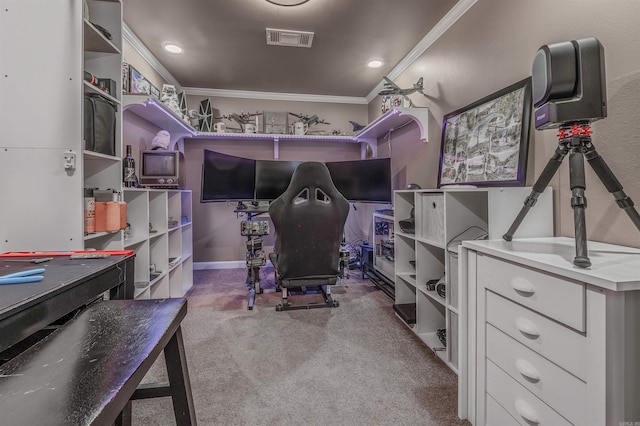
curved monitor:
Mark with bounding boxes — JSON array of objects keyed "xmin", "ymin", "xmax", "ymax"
[
  {"xmin": 254, "ymin": 160, "xmax": 302, "ymax": 201},
  {"xmin": 201, "ymin": 150, "xmax": 256, "ymax": 202},
  {"xmin": 326, "ymin": 157, "xmax": 392, "ymax": 203}
]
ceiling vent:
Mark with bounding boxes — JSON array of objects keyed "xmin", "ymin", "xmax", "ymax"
[{"xmin": 266, "ymin": 28, "xmax": 314, "ymax": 48}]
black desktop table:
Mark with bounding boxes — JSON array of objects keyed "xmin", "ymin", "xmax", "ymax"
[{"xmin": 0, "ymin": 253, "xmax": 134, "ymax": 355}]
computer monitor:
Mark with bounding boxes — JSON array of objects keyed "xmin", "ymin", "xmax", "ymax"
[
  {"xmin": 325, "ymin": 157, "xmax": 392, "ymax": 203},
  {"xmin": 254, "ymin": 160, "xmax": 302, "ymax": 201},
  {"xmin": 201, "ymin": 150, "xmax": 256, "ymax": 202},
  {"xmin": 139, "ymin": 150, "xmax": 181, "ymax": 188}
]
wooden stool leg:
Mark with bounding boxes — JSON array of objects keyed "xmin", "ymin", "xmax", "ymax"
[
  {"xmin": 164, "ymin": 326, "xmax": 197, "ymax": 426},
  {"xmin": 115, "ymin": 400, "xmax": 132, "ymax": 426}
]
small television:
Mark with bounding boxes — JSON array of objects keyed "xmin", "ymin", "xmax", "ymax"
[
  {"xmin": 326, "ymin": 157, "xmax": 392, "ymax": 203},
  {"xmin": 201, "ymin": 150, "xmax": 256, "ymax": 202},
  {"xmin": 139, "ymin": 150, "xmax": 182, "ymax": 188},
  {"xmin": 254, "ymin": 160, "xmax": 302, "ymax": 201}
]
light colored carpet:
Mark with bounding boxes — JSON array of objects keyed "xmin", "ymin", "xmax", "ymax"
[{"xmin": 132, "ymin": 267, "xmax": 470, "ymax": 425}]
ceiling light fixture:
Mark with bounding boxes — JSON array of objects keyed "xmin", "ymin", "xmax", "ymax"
[
  {"xmin": 368, "ymin": 59, "xmax": 384, "ymax": 68},
  {"xmin": 265, "ymin": 0, "xmax": 309, "ymax": 6},
  {"xmin": 163, "ymin": 43, "xmax": 184, "ymax": 54}
]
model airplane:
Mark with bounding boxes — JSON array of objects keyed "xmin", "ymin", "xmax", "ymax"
[
  {"xmin": 216, "ymin": 112, "xmax": 262, "ymax": 132},
  {"xmin": 289, "ymin": 112, "xmax": 330, "ymax": 127},
  {"xmin": 349, "ymin": 120, "xmax": 365, "ymax": 131},
  {"xmin": 378, "ymin": 76, "xmax": 425, "ymax": 105}
]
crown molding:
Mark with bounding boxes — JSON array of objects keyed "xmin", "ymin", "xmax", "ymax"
[
  {"xmin": 183, "ymin": 87, "xmax": 367, "ymax": 104},
  {"xmin": 122, "ymin": 23, "xmax": 183, "ymax": 91},
  {"xmin": 365, "ymin": 0, "xmax": 478, "ymax": 103}
]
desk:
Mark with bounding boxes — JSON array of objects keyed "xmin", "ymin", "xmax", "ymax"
[{"xmin": 0, "ymin": 254, "xmax": 134, "ymax": 355}]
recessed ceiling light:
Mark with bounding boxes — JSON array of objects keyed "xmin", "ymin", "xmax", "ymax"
[
  {"xmin": 368, "ymin": 59, "xmax": 383, "ymax": 68},
  {"xmin": 265, "ymin": 0, "xmax": 309, "ymax": 5},
  {"xmin": 163, "ymin": 44, "xmax": 183, "ymax": 54}
]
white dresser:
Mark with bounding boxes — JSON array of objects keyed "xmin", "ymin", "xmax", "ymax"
[{"xmin": 458, "ymin": 237, "xmax": 640, "ymax": 426}]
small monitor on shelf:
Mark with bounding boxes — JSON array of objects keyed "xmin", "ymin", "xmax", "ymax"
[{"xmin": 139, "ymin": 150, "xmax": 183, "ymax": 189}]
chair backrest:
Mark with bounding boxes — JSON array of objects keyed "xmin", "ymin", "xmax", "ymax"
[{"xmin": 268, "ymin": 162, "xmax": 349, "ymax": 281}]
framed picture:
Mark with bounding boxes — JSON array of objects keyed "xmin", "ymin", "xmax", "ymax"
[{"xmin": 437, "ymin": 78, "xmax": 532, "ymax": 188}]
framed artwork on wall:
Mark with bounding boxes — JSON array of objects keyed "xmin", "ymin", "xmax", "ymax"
[{"xmin": 437, "ymin": 78, "xmax": 532, "ymax": 187}]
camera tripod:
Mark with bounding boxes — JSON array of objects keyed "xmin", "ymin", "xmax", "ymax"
[{"xmin": 503, "ymin": 122, "xmax": 640, "ymax": 268}]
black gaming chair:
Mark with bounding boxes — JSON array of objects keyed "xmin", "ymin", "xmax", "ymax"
[{"xmin": 268, "ymin": 161, "xmax": 349, "ymax": 311}]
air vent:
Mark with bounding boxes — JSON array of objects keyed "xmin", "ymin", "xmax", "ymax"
[{"xmin": 266, "ymin": 28, "xmax": 314, "ymax": 48}]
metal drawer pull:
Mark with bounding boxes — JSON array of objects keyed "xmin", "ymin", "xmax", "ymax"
[
  {"xmin": 515, "ymin": 399, "xmax": 540, "ymax": 424},
  {"xmin": 510, "ymin": 277, "xmax": 535, "ymax": 295},
  {"xmin": 515, "ymin": 317, "xmax": 540, "ymax": 338},
  {"xmin": 516, "ymin": 358, "xmax": 541, "ymax": 382}
]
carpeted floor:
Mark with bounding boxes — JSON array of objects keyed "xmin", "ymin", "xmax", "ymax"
[{"xmin": 132, "ymin": 267, "xmax": 470, "ymax": 425}]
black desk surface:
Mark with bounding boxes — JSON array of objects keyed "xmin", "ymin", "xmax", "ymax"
[{"xmin": 0, "ymin": 255, "xmax": 133, "ymax": 353}]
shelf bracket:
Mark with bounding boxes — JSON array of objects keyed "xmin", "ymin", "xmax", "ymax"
[
  {"xmin": 396, "ymin": 107, "xmax": 429, "ymax": 143},
  {"xmin": 354, "ymin": 107, "xmax": 430, "ymax": 147},
  {"xmin": 360, "ymin": 141, "xmax": 377, "ymax": 159}
]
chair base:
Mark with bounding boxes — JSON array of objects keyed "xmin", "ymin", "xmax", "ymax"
[{"xmin": 275, "ymin": 285, "xmax": 339, "ymax": 311}]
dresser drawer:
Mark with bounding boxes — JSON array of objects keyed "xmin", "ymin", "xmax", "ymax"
[
  {"xmin": 486, "ymin": 291, "xmax": 586, "ymax": 380},
  {"xmin": 478, "ymin": 254, "xmax": 585, "ymax": 331},
  {"xmin": 486, "ymin": 360, "xmax": 572, "ymax": 426},
  {"xmin": 486, "ymin": 394, "xmax": 519, "ymax": 426},
  {"xmin": 487, "ymin": 324, "xmax": 586, "ymax": 424}
]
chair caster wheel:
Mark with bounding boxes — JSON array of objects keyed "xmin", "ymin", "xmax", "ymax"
[
  {"xmin": 333, "ymin": 301, "xmax": 340, "ymax": 307},
  {"xmin": 275, "ymin": 304, "xmax": 283, "ymax": 312}
]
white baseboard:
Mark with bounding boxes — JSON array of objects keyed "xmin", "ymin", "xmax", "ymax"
[{"xmin": 194, "ymin": 260, "xmax": 274, "ymax": 270}]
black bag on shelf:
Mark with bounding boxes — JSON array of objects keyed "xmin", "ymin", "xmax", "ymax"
[{"xmin": 84, "ymin": 94, "xmax": 116, "ymax": 156}]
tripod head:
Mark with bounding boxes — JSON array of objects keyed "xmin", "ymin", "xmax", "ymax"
[{"xmin": 532, "ymin": 37, "xmax": 607, "ymax": 130}]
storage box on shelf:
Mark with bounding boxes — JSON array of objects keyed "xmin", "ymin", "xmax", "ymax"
[
  {"xmin": 123, "ymin": 188, "xmax": 193, "ymax": 299},
  {"xmin": 393, "ymin": 187, "xmax": 553, "ymax": 373}
]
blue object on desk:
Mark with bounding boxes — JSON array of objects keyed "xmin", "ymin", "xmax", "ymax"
[{"xmin": 0, "ymin": 268, "xmax": 45, "ymax": 285}]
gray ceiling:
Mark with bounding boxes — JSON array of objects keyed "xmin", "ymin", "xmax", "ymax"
[{"xmin": 123, "ymin": 0, "xmax": 458, "ymax": 97}]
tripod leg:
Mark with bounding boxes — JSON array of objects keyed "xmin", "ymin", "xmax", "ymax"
[
  {"xmin": 503, "ymin": 143, "xmax": 570, "ymax": 241},
  {"xmin": 568, "ymin": 150, "xmax": 591, "ymax": 268},
  {"xmin": 583, "ymin": 142, "xmax": 640, "ymax": 231}
]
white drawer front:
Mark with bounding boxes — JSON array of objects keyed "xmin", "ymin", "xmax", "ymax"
[
  {"xmin": 487, "ymin": 360, "xmax": 572, "ymax": 426},
  {"xmin": 486, "ymin": 394, "xmax": 519, "ymax": 426},
  {"xmin": 478, "ymin": 254, "xmax": 585, "ymax": 331},
  {"xmin": 486, "ymin": 291, "xmax": 587, "ymax": 380},
  {"xmin": 487, "ymin": 324, "xmax": 586, "ymax": 425}
]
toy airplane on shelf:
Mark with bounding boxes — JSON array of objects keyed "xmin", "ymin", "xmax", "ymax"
[
  {"xmin": 378, "ymin": 76, "xmax": 425, "ymax": 106},
  {"xmin": 215, "ymin": 112, "xmax": 262, "ymax": 132},
  {"xmin": 349, "ymin": 120, "xmax": 366, "ymax": 131},
  {"xmin": 289, "ymin": 112, "xmax": 330, "ymax": 127}
]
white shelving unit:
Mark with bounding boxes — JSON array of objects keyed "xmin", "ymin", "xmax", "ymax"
[
  {"xmin": 393, "ymin": 187, "xmax": 554, "ymax": 372},
  {"xmin": 122, "ymin": 95, "xmax": 195, "ymax": 299},
  {"xmin": 1, "ymin": 0, "xmax": 123, "ymax": 252},
  {"xmin": 123, "ymin": 188, "xmax": 193, "ymax": 299}
]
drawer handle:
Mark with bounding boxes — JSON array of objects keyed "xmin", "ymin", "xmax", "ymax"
[
  {"xmin": 516, "ymin": 358, "xmax": 541, "ymax": 382},
  {"xmin": 510, "ymin": 277, "xmax": 535, "ymax": 296},
  {"xmin": 515, "ymin": 317, "xmax": 540, "ymax": 339},
  {"xmin": 515, "ymin": 399, "xmax": 539, "ymax": 424}
]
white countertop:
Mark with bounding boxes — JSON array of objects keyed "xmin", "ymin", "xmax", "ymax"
[{"xmin": 462, "ymin": 237, "xmax": 640, "ymax": 291}]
